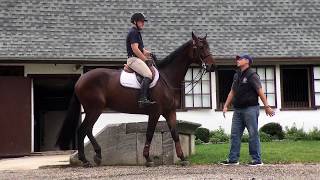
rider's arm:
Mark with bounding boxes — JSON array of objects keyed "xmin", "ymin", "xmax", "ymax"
[
  {"xmin": 131, "ymin": 43, "xmax": 147, "ymax": 61},
  {"xmin": 143, "ymin": 48, "xmax": 151, "ymax": 58}
]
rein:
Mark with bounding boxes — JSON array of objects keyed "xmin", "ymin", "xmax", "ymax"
[
  {"xmin": 184, "ymin": 68, "xmax": 207, "ymax": 95},
  {"xmin": 157, "ymin": 39, "xmax": 212, "ymax": 95}
]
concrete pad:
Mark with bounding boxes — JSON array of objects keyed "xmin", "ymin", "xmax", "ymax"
[{"xmin": 0, "ymin": 154, "xmax": 70, "ymax": 171}]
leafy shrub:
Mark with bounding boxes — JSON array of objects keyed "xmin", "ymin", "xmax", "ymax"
[
  {"xmin": 308, "ymin": 127, "xmax": 320, "ymax": 141},
  {"xmin": 209, "ymin": 127, "xmax": 229, "ymax": 144},
  {"xmin": 285, "ymin": 125, "xmax": 307, "ymax": 141},
  {"xmin": 195, "ymin": 127, "xmax": 210, "ymax": 143},
  {"xmin": 195, "ymin": 138, "xmax": 204, "ymax": 145},
  {"xmin": 241, "ymin": 133, "xmax": 249, "ymax": 142},
  {"xmin": 259, "ymin": 122, "xmax": 285, "ymax": 140},
  {"xmin": 240, "ymin": 132, "xmax": 271, "ymax": 142},
  {"xmin": 259, "ymin": 132, "xmax": 272, "ymax": 142}
]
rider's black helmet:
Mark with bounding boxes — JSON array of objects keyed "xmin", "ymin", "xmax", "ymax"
[{"xmin": 131, "ymin": 13, "xmax": 148, "ymax": 23}]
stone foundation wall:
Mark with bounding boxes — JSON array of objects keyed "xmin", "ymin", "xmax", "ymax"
[{"xmin": 70, "ymin": 120, "xmax": 200, "ymax": 166}]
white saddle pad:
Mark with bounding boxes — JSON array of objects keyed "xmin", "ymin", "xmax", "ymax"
[{"xmin": 120, "ymin": 68, "xmax": 159, "ymax": 89}]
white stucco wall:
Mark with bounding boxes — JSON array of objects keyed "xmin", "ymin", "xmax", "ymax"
[
  {"xmin": 19, "ymin": 63, "xmax": 318, "ymax": 142},
  {"xmin": 91, "ymin": 65, "xmax": 320, "ymax": 136},
  {"xmin": 91, "ymin": 105, "xmax": 320, "ymax": 137}
]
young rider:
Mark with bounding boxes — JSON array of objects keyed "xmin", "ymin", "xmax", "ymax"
[{"xmin": 126, "ymin": 13, "xmax": 156, "ymax": 107}]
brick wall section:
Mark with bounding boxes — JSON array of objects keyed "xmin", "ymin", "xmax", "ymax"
[{"xmin": 0, "ymin": 0, "xmax": 320, "ymax": 60}]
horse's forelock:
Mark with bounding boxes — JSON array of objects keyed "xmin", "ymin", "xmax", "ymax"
[{"xmin": 196, "ymin": 37, "xmax": 209, "ymax": 47}]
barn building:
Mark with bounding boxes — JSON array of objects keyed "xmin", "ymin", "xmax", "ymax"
[{"xmin": 0, "ymin": 0, "xmax": 319, "ymax": 156}]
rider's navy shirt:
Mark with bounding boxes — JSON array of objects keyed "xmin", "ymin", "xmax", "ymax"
[{"xmin": 126, "ymin": 27, "xmax": 144, "ymax": 57}]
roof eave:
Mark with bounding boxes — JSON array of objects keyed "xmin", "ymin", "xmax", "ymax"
[
  {"xmin": 215, "ymin": 56, "xmax": 320, "ymax": 65},
  {"xmin": 0, "ymin": 56, "xmax": 126, "ymax": 64}
]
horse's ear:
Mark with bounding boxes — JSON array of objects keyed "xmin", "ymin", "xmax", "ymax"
[
  {"xmin": 192, "ymin": 31, "xmax": 197, "ymax": 39},
  {"xmin": 204, "ymin": 33, "xmax": 207, "ymax": 39},
  {"xmin": 192, "ymin": 31, "xmax": 199, "ymax": 44}
]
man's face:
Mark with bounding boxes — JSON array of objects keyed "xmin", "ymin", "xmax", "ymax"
[
  {"xmin": 136, "ymin": 20, "xmax": 145, "ymax": 29},
  {"xmin": 236, "ymin": 58, "xmax": 249, "ymax": 67}
]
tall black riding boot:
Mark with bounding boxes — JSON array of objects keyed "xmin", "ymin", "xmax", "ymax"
[{"xmin": 138, "ymin": 77, "xmax": 156, "ymax": 108}]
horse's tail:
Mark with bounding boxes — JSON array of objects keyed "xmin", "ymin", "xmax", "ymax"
[{"xmin": 56, "ymin": 93, "xmax": 81, "ymax": 150}]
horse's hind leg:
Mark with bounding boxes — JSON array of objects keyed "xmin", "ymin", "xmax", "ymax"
[
  {"xmin": 77, "ymin": 111, "xmax": 101, "ymax": 167},
  {"xmin": 77, "ymin": 120, "xmax": 90, "ymax": 167},
  {"xmin": 87, "ymin": 127, "xmax": 102, "ymax": 166},
  {"xmin": 163, "ymin": 110, "xmax": 189, "ymax": 166}
]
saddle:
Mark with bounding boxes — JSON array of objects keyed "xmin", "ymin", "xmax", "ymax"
[{"xmin": 120, "ymin": 65, "xmax": 159, "ymax": 89}]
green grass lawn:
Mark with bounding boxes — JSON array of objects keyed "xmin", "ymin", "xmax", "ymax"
[{"xmin": 189, "ymin": 141, "xmax": 320, "ymax": 164}]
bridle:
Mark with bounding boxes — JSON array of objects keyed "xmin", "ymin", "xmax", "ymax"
[
  {"xmin": 158, "ymin": 38, "xmax": 214, "ymax": 95},
  {"xmin": 184, "ymin": 39, "xmax": 213, "ymax": 94},
  {"xmin": 193, "ymin": 38, "xmax": 212, "ymax": 70}
]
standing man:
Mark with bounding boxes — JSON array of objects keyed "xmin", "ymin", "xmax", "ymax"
[
  {"xmin": 220, "ymin": 54, "xmax": 275, "ymax": 166},
  {"xmin": 126, "ymin": 12, "xmax": 155, "ymax": 107}
]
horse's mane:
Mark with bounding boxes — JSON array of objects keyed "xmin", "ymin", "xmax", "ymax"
[{"xmin": 156, "ymin": 40, "xmax": 192, "ymax": 68}]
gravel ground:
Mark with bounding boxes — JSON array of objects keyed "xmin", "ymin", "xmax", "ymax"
[{"xmin": 0, "ymin": 164, "xmax": 319, "ymax": 180}]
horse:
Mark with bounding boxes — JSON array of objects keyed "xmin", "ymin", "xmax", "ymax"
[{"xmin": 57, "ymin": 32, "xmax": 216, "ymax": 167}]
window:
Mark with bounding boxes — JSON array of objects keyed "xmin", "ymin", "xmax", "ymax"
[
  {"xmin": 281, "ymin": 66, "xmax": 311, "ymax": 109},
  {"xmin": 184, "ymin": 67, "xmax": 211, "ymax": 109},
  {"xmin": 314, "ymin": 66, "xmax": 320, "ymax": 107},
  {"xmin": 252, "ymin": 67, "xmax": 276, "ymax": 107},
  {"xmin": 216, "ymin": 67, "xmax": 235, "ymax": 109},
  {"xmin": 216, "ymin": 66, "xmax": 276, "ymax": 110}
]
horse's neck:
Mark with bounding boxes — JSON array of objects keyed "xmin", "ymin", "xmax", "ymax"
[{"xmin": 160, "ymin": 54, "xmax": 191, "ymax": 88}]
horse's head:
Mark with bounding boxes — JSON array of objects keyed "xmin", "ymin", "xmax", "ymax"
[{"xmin": 191, "ymin": 32, "xmax": 216, "ymax": 72}]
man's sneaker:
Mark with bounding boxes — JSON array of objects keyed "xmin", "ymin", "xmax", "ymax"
[
  {"xmin": 247, "ymin": 161, "xmax": 264, "ymax": 166},
  {"xmin": 219, "ymin": 160, "xmax": 239, "ymax": 166}
]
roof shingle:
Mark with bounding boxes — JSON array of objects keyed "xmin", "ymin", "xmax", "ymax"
[{"xmin": 0, "ymin": 0, "xmax": 319, "ymax": 60}]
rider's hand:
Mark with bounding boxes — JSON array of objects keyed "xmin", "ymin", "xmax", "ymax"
[
  {"xmin": 144, "ymin": 49, "xmax": 151, "ymax": 57},
  {"xmin": 124, "ymin": 64, "xmax": 130, "ymax": 70},
  {"xmin": 145, "ymin": 59, "xmax": 153, "ymax": 67}
]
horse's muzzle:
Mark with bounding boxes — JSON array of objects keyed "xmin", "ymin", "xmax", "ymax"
[{"xmin": 205, "ymin": 64, "xmax": 216, "ymax": 72}]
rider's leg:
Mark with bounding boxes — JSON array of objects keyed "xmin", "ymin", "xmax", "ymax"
[
  {"xmin": 138, "ymin": 77, "xmax": 155, "ymax": 107},
  {"xmin": 127, "ymin": 57, "xmax": 152, "ymax": 78},
  {"xmin": 127, "ymin": 57, "xmax": 155, "ymax": 107}
]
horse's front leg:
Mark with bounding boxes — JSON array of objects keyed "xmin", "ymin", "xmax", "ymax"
[
  {"xmin": 163, "ymin": 110, "xmax": 189, "ymax": 166},
  {"xmin": 143, "ymin": 113, "xmax": 160, "ymax": 167}
]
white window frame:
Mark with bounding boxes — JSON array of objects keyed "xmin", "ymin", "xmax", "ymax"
[
  {"xmin": 184, "ymin": 67, "xmax": 212, "ymax": 109},
  {"xmin": 314, "ymin": 66, "xmax": 320, "ymax": 107},
  {"xmin": 281, "ymin": 65, "xmax": 312, "ymax": 109},
  {"xmin": 252, "ymin": 66, "xmax": 277, "ymax": 107}
]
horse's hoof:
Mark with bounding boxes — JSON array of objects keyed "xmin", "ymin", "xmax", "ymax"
[
  {"xmin": 70, "ymin": 157, "xmax": 82, "ymax": 166},
  {"xmin": 180, "ymin": 160, "xmax": 190, "ymax": 166},
  {"xmin": 94, "ymin": 155, "xmax": 102, "ymax": 166},
  {"xmin": 83, "ymin": 161, "xmax": 93, "ymax": 168},
  {"xmin": 145, "ymin": 161, "xmax": 155, "ymax": 167}
]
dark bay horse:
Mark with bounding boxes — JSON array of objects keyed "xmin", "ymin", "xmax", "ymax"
[{"xmin": 57, "ymin": 32, "xmax": 216, "ymax": 167}]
